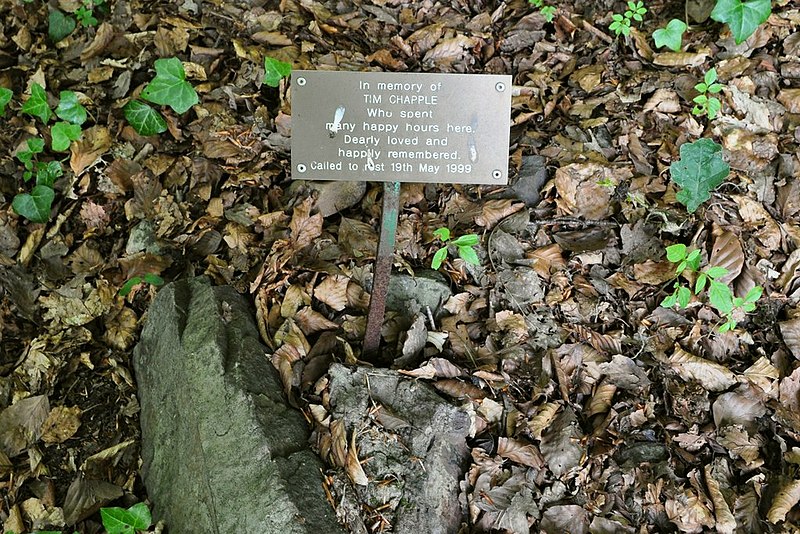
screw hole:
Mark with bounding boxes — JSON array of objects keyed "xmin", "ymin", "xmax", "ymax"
[
  {"xmin": 297, "ymin": 77, "xmax": 307, "ymax": 86},
  {"xmin": 297, "ymin": 164, "xmax": 307, "ymax": 173},
  {"xmin": 492, "ymin": 169, "xmax": 503, "ymax": 180},
  {"xmin": 495, "ymin": 82, "xmax": 506, "ymax": 92}
]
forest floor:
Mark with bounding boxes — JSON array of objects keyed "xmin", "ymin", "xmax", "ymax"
[{"xmin": 1, "ymin": 0, "xmax": 800, "ymax": 532}]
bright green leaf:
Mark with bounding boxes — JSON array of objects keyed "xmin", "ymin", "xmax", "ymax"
[
  {"xmin": 48, "ymin": 9, "xmax": 76, "ymax": 42},
  {"xmin": 540, "ymin": 5, "xmax": 556, "ymax": 21},
  {"xmin": 451, "ymin": 234, "xmax": 479, "ymax": 247},
  {"xmin": 696, "ymin": 273, "xmax": 709, "ymax": 294},
  {"xmin": 431, "ymin": 247, "xmax": 448, "ymax": 270},
  {"xmin": 56, "ymin": 91, "xmax": 87, "ymax": 125},
  {"xmin": 677, "ymin": 286, "xmax": 692, "ymax": 308},
  {"xmin": 263, "ymin": 57, "xmax": 292, "ymax": 88},
  {"xmin": 22, "ymin": 83, "xmax": 52, "ymax": 124},
  {"xmin": 123, "ymin": 100, "xmax": 168, "ymax": 136},
  {"xmin": 432, "ymin": 227, "xmax": 450, "ymax": 242},
  {"xmin": 141, "ymin": 57, "xmax": 199, "ymax": 114},
  {"xmin": 708, "ymin": 280, "xmax": 734, "ymax": 315},
  {"xmin": 12, "ymin": 185, "xmax": 54, "ymax": 223},
  {"xmin": 686, "ymin": 249, "xmax": 702, "ymax": 271},
  {"xmin": 653, "ymin": 19, "xmax": 686, "ymax": 51},
  {"xmin": 719, "ymin": 320, "xmax": 735, "ymax": 332},
  {"xmin": 669, "ymin": 138, "xmax": 730, "ymax": 213},
  {"xmin": 705, "ymin": 266, "xmax": 729, "ymax": 279},
  {"xmin": 119, "ymin": 277, "xmax": 143, "ymax": 297},
  {"xmin": 710, "ymin": 0, "xmax": 771, "ymax": 44},
  {"xmin": 666, "ymin": 244, "xmax": 687, "ymax": 262},
  {"xmin": 124, "ymin": 502, "xmax": 152, "ymax": 529},
  {"xmin": 36, "ymin": 161, "xmax": 63, "ymax": 187},
  {"xmin": 142, "ymin": 273, "xmax": 165, "ymax": 286},
  {"xmin": 101, "ymin": 503, "xmax": 151, "ymax": 534},
  {"xmin": 744, "ymin": 286, "xmax": 763, "ymax": 303},
  {"xmin": 704, "ymin": 68, "xmax": 718, "ymax": 85},
  {"xmin": 0, "ymin": 87, "xmax": 12, "ymax": 116},
  {"xmin": 458, "ymin": 245, "xmax": 480, "ymax": 265},
  {"xmin": 707, "ymin": 98, "xmax": 722, "ymax": 119},
  {"xmin": 661, "ymin": 293, "xmax": 677, "ymax": 308},
  {"xmin": 51, "ymin": 121, "xmax": 82, "ymax": 151}
]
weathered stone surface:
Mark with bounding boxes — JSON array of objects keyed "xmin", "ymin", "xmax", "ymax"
[
  {"xmin": 328, "ymin": 364, "xmax": 471, "ymax": 534},
  {"xmin": 133, "ymin": 278, "xmax": 344, "ymax": 534},
  {"xmin": 386, "ymin": 270, "xmax": 452, "ymax": 317}
]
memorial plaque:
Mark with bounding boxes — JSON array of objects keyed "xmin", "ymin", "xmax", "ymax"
[{"xmin": 291, "ymin": 71, "xmax": 512, "ymax": 185}]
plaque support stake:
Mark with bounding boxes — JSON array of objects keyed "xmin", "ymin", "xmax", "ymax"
[{"xmin": 363, "ymin": 181, "xmax": 400, "ymax": 360}]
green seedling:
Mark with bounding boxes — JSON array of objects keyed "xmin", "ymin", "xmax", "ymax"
[
  {"xmin": 119, "ymin": 273, "xmax": 165, "ymax": 297},
  {"xmin": 669, "ymin": 138, "xmax": 729, "ymax": 213},
  {"xmin": 431, "ymin": 228, "xmax": 480, "ymax": 270},
  {"xmin": 528, "ymin": 0, "xmax": 556, "ymax": 22},
  {"xmin": 75, "ymin": 0, "xmax": 106, "ymax": 27},
  {"xmin": 125, "ymin": 57, "xmax": 198, "ymax": 136},
  {"xmin": 610, "ymin": 1, "xmax": 647, "ymax": 37},
  {"xmin": 653, "ymin": 18, "xmax": 687, "ymax": 51},
  {"xmin": 692, "ymin": 68, "xmax": 723, "ymax": 120},
  {"xmin": 711, "ymin": 0, "xmax": 771, "ymax": 44},
  {"xmin": 661, "ymin": 244, "xmax": 762, "ymax": 332},
  {"xmin": 264, "ymin": 57, "xmax": 292, "ymax": 88}
]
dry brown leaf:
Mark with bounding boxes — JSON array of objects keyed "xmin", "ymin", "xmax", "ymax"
[
  {"xmin": 289, "ymin": 197, "xmax": 323, "ymax": 249},
  {"xmin": 40, "ymin": 406, "xmax": 81, "ymax": 444},
  {"xmin": 669, "ymin": 345, "xmax": 737, "ymax": 391},
  {"xmin": 295, "ymin": 307, "xmax": 338, "ymax": 334},
  {"xmin": 433, "ymin": 379, "xmax": 487, "ymax": 400},
  {"xmin": 346, "ymin": 430, "xmax": 368, "ymax": 487},
  {"xmin": 399, "ymin": 357, "xmax": 464, "ymax": 379},
  {"xmin": 777, "ymin": 88, "xmax": 800, "ymax": 113},
  {"xmin": 315, "ymin": 275, "xmax": 349, "ymax": 311},
  {"xmin": 780, "ymin": 318, "xmax": 800, "ymax": 360},
  {"xmin": 281, "ymin": 284, "xmax": 311, "ymax": 318},
  {"xmin": 497, "ymin": 437, "xmax": 544, "ymax": 468},
  {"xmin": 554, "ymin": 163, "xmax": 616, "ymax": 219},
  {"xmin": 704, "ymin": 464, "xmax": 736, "ymax": 534},
  {"xmin": 474, "ymin": 199, "xmax": 524, "ymax": 229},
  {"xmin": 527, "ymin": 402, "xmax": 560, "ymax": 440},
  {"xmin": 0, "ymin": 395, "xmax": 50, "ymax": 457},
  {"xmin": 371, "ymin": 405, "xmax": 411, "ymax": 431},
  {"xmin": 643, "ymin": 88, "xmax": 681, "ymax": 113},
  {"xmin": 70, "ymin": 126, "xmax": 112, "ymax": 175},
  {"xmin": 653, "ymin": 49, "xmax": 709, "ymax": 67},
  {"xmin": 767, "ymin": 479, "xmax": 800, "ymax": 523},
  {"xmin": 709, "ymin": 231, "xmax": 744, "ymax": 285},
  {"xmin": 329, "ymin": 419, "xmax": 347, "ymax": 468}
]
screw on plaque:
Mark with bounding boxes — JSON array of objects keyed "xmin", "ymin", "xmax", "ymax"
[
  {"xmin": 296, "ymin": 77, "xmax": 307, "ymax": 86},
  {"xmin": 492, "ymin": 169, "xmax": 502, "ymax": 180},
  {"xmin": 297, "ymin": 164, "xmax": 307, "ymax": 173},
  {"xmin": 327, "ymin": 105, "xmax": 346, "ymax": 138},
  {"xmin": 495, "ymin": 81, "xmax": 506, "ymax": 92}
]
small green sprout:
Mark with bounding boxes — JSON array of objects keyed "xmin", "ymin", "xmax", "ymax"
[
  {"xmin": 692, "ymin": 68, "xmax": 723, "ymax": 120},
  {"xmin": 528, "ymin": 0, "xmax": 556, "ymax": 22},
  {"xmin": 660, "ymin": 244, "xmax": 762, "ymax": 332},
  {"xmin": 610, "ymin": 1, "xmax": 647, "ymax": 37},
  {"xmin": 119, "ymin": 273, "xmax": 165, "ymax": 297},
  {"xmin": 431, "ymin": 228, "xmax": 480, "ymax": 270}
]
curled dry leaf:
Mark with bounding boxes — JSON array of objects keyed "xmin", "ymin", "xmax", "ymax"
[
  {"xmin": 475, "ymin": 199, "xmax": 524, "ymax": 229},
  {"xmin": 528, "ymin": 402, "xmax": 560, "ymax": 440},
  {"xmin": 315, "ymin": 275, "xmax": 350, "ymax": 312},
  {"xmin": 329, "ymin": 418, "xmax": 347, "ymax": 469},
  {"xmin": 346, "ymin": 430, "xmax": 368, "ymax": 487},
  {"xmin": 779, "ymin": 317, "xmax": 800, "ymax": 360},
  {"xmin": 399, "ymin": 357, "xmax": 463, "ymax": 379},
  {"xmin": 433, "ymin": 378, "xmax": 487, "ymax": 400},
  {"xmin": 40, "ymin": 405, "xmax": 82, "ymax": 444},
  {"xmin": 585, "ymin": 380, "xmax": 616, "ymax": 417},
  {"xmin": 704, "ymin": 464, "xmax": 736, "ymax": 534},
  {"xmin": 767, "ymin": 479, "xmax": 800, "ymax": 524}
]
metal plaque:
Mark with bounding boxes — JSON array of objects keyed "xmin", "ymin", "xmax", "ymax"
[{"xmin": 290, "ymin": 71, "xmax": 512, "ymax": 184}]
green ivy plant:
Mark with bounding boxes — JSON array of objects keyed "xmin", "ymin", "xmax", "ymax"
[
  {"xmin": 431, "ymin": 228, "xmax": 480, "ymax": 270},
  {"xmin": 693, "ymin": 68, "xmax": 723, "ymax": 120},
  {"xmin": 263, "ymin": 56, "xmax": 292, "ymax": 88},
  {"xmin": 5, "ymin": 502, "xmax": 152, "ymax": 534},
  {"xmin": 661, "ymin": 244, "xmax": 762, "ymax": 332},
  {"xmin": 74, "ymin": 0, "xmax": 105, "ymax": 27},
  {"xmin": 711, "ymin": 0, "xmax": 771, "ymax": 44},
  {"xmin": 669, "ymin": 138, "xmax": 730, "ymax": 213},
  {"xmin": 610, "ymin": 1, "xmax": 647, "ymax": 37},
  {"xmin": 528, "ymin": 0, "xmax": 556, "ymax": 22},
  {"xmin": 11, "ymin": 85, "xmax": 88, "ymax": 223},
  {"xmin": 0, "ymin": 87, "xmax": 12, "ymax": 116},
  {"xmin": 124, "ymin": 57, "xmax": 198, "ymax": 136}
]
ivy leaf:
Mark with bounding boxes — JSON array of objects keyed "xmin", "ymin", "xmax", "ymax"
[
  {"xmin": 55, "ymin": 91, "xmax": 87, "ymax": 125},
  {"xmin": 51, "ymin": 121, "xmax": 82, "ymax": 151},
  {"xmin": 12, "ymin": 185, "xmax": 54, "ymax": 223},
  {"xmin": 48, "ymin": 9, "xmax": 76, "ymax": 42},
  {"xmin": 123, "ymin": 100, "xmax": 168, "ymax": 136},
  {"xmin": 710, "ymin": 0, "xmax": 771, "ymax": 45},
  {"xmin": 0, "ymin": 87, "xmax": 12, "ymax": 116},
  {"xmin": 669, "ymin": 138, "xmax": 730, "ymax": 213},
  {"xmin": 263, "ymin": 57, "xmax": 292, "ymax": 88},
  {"xmin": 141, "ymin": 57, "xmax": 199, "ymax": 114},
  {"xmin": 36, "ymin": 160, "xmax": 63, "ymax": 187},
  {"xmin": 101, "ymin": 503, "xmax": 151, "ymax": 534},
  {"xmin": 21, "ymin": 83, "xmax": 52, "ymax": 124},
  {"xmin": 653, "ymin": 18, "xmax": 686, "ymax": 51}
]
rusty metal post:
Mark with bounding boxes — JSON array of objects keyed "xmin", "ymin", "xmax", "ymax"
[{"xmin": 363, "ymin": 181, "xmax": 401, "ymax": 359}]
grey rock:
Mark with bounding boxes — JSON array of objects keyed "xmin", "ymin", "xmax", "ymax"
[
  {"xmin": 328, "ymin": 364, "xmax": 470, "ymax": 534},
  {"xmin": 386, "ymin": 270, "xmax": 452, "ymax": 317},
  {"xmin": 133, "ymin": 278, "xmax": 344, "ymax": 534},
  {"xmin": 509, "ymin": 155, "xmax": 548, "ymax": 206}
]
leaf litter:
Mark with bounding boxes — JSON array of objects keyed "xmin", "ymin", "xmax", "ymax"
[{"xmin": 1, "ymin": 0, "xmax": 800, "ymax": 532}]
